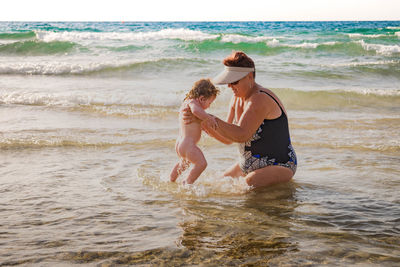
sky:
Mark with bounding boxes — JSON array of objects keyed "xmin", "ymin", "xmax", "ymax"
[{"xmin": 1, "ymin": 0, "xmax": 400, "ymax": 21}]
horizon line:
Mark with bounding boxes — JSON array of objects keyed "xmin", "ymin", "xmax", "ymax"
[{"xmin": 1, "ymin": 19, "xmax": 400, "ymax": 22}]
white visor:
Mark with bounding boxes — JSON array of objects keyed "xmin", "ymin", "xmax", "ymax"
[{"xmin": 212, "ymin": 66, "xmax": 255, "ymax": 85}]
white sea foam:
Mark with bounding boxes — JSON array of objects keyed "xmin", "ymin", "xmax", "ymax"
[
  {"xmin": 357, "ymin": 40, "xmax": 400, "ymax": 55},
  {"xmin": 290, "ymin": 42, "xmax": 318, "ymax": 49},
  {"xmin": 323, "ymin": 60, "xmax": 400, "ymax": 68},
  {"xmin": 220, "ymin": 34, "xmax": 277, "ymax": 44},
  {"xmin": 266, "ymin": 38, "xmax": 280, "ymax": 47},
  {"xmin": 35, "ymin": 28, "xmax": 217, "ymax": 43},
  {"xmin": 284, "ymin": 41, "xmax": 337, "ymax": 49},
  {"xmin": 0, "ymin": 61, "xmax": 107, "ymax": 75},
  {"xmin": 387, "ymin": 26, "xmax": 400, "ymax": 30},
  {"xmin": 0, "ymin": 57, "xmax": 185, "ymax": 75},
  {"xmin": 0, "ymin": 91, "xmax": 88, "ymax": 106},
  {"xmin": 0, "ymin": 88, "xmax": 181, "ymax": 108},
  {"xmin": 151, "ymin": 170, "xmax": 251, "ymax": 197},
  {"xmin": 395, "ymin": 32, "xmax": 400, "ymax": 37},
  {"xmin": 345, "ymin": 88, "xmax": 400, "ymax": 96},
  {"xmin": 348, "ymin": 33, "xmax": 389, "ymax": 38}
]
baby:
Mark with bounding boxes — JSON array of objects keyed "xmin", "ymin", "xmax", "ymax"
[{"xmin": 170, "ymin": 79, "xmax": 219, "ymax": 184}]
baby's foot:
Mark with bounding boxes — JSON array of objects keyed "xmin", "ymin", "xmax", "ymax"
[{"xmin": 183, "ymin": 179, "xmax": 195, "ymax": 185}]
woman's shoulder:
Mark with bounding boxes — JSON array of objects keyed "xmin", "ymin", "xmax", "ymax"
[
  {"xmin": 257, "ymin": 87, "xmax": 275, "ymax": 98},
  {"xmin": 257, "ymin": 87, "xmax": 287, "ymax": 115},
  {"xmin": 249, "ymin": 88, "xmax": 273, "ymax": 104}
]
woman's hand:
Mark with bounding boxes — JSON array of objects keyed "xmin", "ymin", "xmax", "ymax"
[
  {"xmin": 205, "ymin": 115, "xmax": 218, "ymax": 130},
  {"xmin": 181, "ymin": 106, "xmax": 195, "ymax": 124},
  {"xmin": 201, "ymin": 115, "xmax": 233, "ymax": 144},
  {"xmin": 201, "ymin": 115, "xmax": 217, "ymax": 132}
]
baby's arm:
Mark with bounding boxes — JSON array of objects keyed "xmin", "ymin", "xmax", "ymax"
[{"xmin": 188, "ymin": 100, "xmax": 217, "ymax": 129}]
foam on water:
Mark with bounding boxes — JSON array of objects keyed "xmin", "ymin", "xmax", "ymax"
[
  {"xmin": 220, "ymin": 34, "xmax": 279, "ymax": 44},
  {"xmin": 139, "ymin": 168, "xmax": 252, "ymax": 198},
  {"xmin": 0, "ymin": 57, "xmax": 188, "ymax": 75},
  {"xmin": 323, "ymin": 60, "xmax": 400, "ymax": 68},
  {"xmin": 348, "ymin": 33, "xmax": 394, "ymax": 38},
  {"xmin": 0, "ymin": 90, "xmax": 181, "ymax": 108},
  {"xmin": 358, "ymin": 40, "xmax": 400, "ymax": 55},
  {"xmin": 35, "ymin": 28, "xmax": 217, "ymax": 42}
]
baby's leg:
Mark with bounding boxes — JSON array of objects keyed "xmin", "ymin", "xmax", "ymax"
[
  {"xmin": 184, "ymin": 145, "xmax": 207, "ymax": 184},
  {"xmin": 170, "ymin": 159, "xmax": 190, "ymax": 182},
  {"xmin": 170, "ymin": 162, "xmax": 180, "ymax": 182}
]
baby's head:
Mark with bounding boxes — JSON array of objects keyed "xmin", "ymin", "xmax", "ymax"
[{"xmin": 185, "ymin": 79, "xmax": 219, "ymax": 109}]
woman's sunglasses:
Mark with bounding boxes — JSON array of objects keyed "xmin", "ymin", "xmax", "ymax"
[{"xmin": 230, "ymin": 79, "xmax": 240, "ymax": 85}]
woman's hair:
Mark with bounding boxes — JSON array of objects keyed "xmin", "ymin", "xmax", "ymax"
[
  {"xmin": 223, "ymin": 51, "xmax": 256, "ymax": 78},
  {"xmin": 185, "ymin": 78, "xmax": 219, "ymax": 100}
]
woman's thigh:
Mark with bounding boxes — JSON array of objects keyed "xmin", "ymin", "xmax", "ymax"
[{"xmin": 245, "ymin": 165, "xmax": 294, "ymax": 188}]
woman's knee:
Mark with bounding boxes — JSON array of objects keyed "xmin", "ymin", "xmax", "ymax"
[
  {"xmin": 223, "ymin": 163, "xmax": 244, "ymax": 178},
  {"xmin": 245, "ymin": 166, "xmax": 293, "ymax": 188}
]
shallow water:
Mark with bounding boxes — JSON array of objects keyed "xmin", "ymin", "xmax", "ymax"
[{"xmin": 1, "ymin": 21, "xmax": 400, "ymax": 266}]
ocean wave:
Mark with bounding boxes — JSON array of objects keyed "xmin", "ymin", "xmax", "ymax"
[
  {"xmin": 348, "ymin": 33, "xmax": 393, "ymax": 38},
  {"xmin": 184, "ymin": 38, "xmax": 383, "ymax": 56},
  {"xmin": 274, "ymin": 87, "xmax": 400, "ymax": 111},
  {"xmin": 0, "ymin": 91, "xmax": 180, "ymax": 110},
  {"xmin": 184, "ymin": 35, "xmax": 400, "ymax": 56},
  {"xmin": 320, "ymin": 60, "xmax": 400, "ymax": 77},
  {"xmin": 0, "ymin": 57, "xmax": 196, "ymax": 75},
  {"xmin": 294, "ymin": 140, "xmax": 400, "ymax": 153},
  {"xmin": 0, "ymin": 135, "xmax": 176, "ymax": 149},
  {"xmin": 213, "ymin": 35, "xmax": 334, "ymax": 49},
  {"xmin": 76, "ymin": 104, "xmax": 179, "ymax": 118},
  {"xmin": 0, "ymin": 89, "xmax": 216, "ymax": 109},
  {"xmin": 357, "ymin": 40, "xmax": 400, "ymax": 55},
  {"xmin": 0, "ymin": 31, "xmax": 36, "ymax": 40},
  {"xmin": 323, "ymin": 60, "xmax": 400, "ymax": 68},
  {"xmin": 286, "ymin": 42, "xmax": 337, "ymax": 49},
  {"xmin": 0, "ymin": 61, "xmax": 111, "ymax": 75},
  {"xmin": 0, "ymin": 40, "xmax": 76, "ymax": 55},
  {"xmin": 35, "ymin": 28, "xmax": 217, "ymax": 42},
  {"xmin": 2, "ymin": 87, "xmax": 398, "ymax": 114},
  {"xmin": 220, "ymin": 34, "xmax": 278, "ymax": 44},
  {"xmin": 280, "ymin": 40, "xmax": 400, "ymax": 55}
]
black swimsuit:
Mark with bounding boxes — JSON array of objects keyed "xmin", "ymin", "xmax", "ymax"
[{"xmin": 239, "ymin": 91, "xmax": 297, "ymax": 174}]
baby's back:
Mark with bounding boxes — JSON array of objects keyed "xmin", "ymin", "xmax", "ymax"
[{"xmin": 179, "ymin": 102, "xmax": 202, "ymax": 143}]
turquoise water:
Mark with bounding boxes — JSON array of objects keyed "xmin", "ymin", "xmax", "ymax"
[
  {"xmin": 1, "ymin": 21, "xmax": 399, "ymax": 89},
  {"xmin": 1, "ymin": 21, "xmax": 399, "ymax": 265}
]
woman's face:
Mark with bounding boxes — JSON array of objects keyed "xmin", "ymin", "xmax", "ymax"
[{"xmin": 228, "ymin": 73, "xmax": 251, "ymax": 97}]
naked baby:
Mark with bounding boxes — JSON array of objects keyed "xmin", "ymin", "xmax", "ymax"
[{"xmin": 170, "ymin": 79, "xmax": 219, "ymax": 184}]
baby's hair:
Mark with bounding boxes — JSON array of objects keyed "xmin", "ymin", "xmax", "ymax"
[{"xmin": 185, "ymin": 78, "xmax": 219, "ymax": 100}]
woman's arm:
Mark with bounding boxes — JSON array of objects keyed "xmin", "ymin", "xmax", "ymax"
[
  {"xmin": 226, "ymin": 95, "xmax": 236, "ymax": 124},
  {"xmin": 201, "ymin": 96, "xmax": 238, "ymax": 145},
  {"xmin": 202, "ymin": 120, "xmax": 233, "ymax": 144},
  {"xmin": 215, "ymin": 94, "xmax": 269, "ymax": 143}
]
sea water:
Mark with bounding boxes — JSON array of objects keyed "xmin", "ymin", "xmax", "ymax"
[{"xmin": 0, "ymin": 21, "xmax": 399, "ymax": 265}]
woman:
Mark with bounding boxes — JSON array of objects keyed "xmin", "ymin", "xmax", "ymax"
[{"xmin": 192, "ymin": 51, "xmax": 297, "ymax": 188}]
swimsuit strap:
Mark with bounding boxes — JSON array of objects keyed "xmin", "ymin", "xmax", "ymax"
[{"xmin": 260, "ymin": 90, "xmax": 284, "ymax": 112}]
